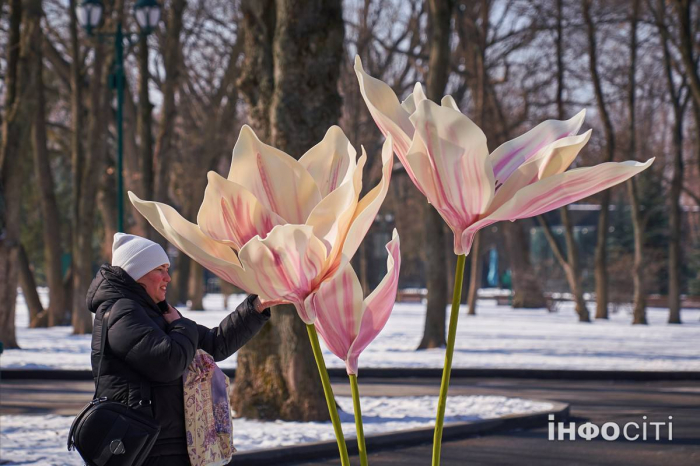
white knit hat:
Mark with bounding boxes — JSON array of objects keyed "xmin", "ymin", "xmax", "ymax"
[{"xmin": 111, "ymin": 233, "xmax": 170, "ymax": 281}]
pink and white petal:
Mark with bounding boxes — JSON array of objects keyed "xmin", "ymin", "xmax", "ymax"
[
  {"xmin": 299, "ymin": 126, "xmax": 357, "ymax": 197},
  {"xmin": 479, "ymin": 159, "xmax": 654, "ymax": 226},
  {"xmin": 237, "ymin": 224, "xmax": 328, "ymax": 323},
  {"xmin": 400, "ymin": 83, "xmax": 427, "ymax": 115},
  {"xmin": 441, "ymin": 95, "xmax": 460, "ymax": 112},
  {"xmin": 401, "ymin": 94, "xmax": 416, "ymax": 115},
  {"xmin": 306, "ymin": 261, "xmax": 365, "ymax": 365},
  {"xmin": 227, "ymin": 125, "xmax": 322, "ymax": 224},
  {"xmin": 411, "ymin": 83, "xmax": 428, "ymax": 109},
  {"xmin": 404, "ymin": 133, "xmax": 476, "ymax": 242},
  {"xmin": 404, "ymin": 135, "xmax": 438, "ymax": 201},
  {"xmin": 347, "ymin": 230, "xmax": 401, "ymax": 375},
  {"xmin": 354, "ymin": 56, "xmax": 414, "ymax": 163},
  {"xmin": 490, "ymin": 109, "xmax": 586, "ymax": 185},
  {"xmin": 197, "ymin": 171, "xmax": 285, "ymax": 250},
  {"xmin": 488, "ymin": 131, "xmax": 592, "ymax": 215},
  {"xmin": 410, "ymin": 99, "xmax": 494, "ymax": 229},
  {"xmin": 331, "ymin": 136, "xmax": 394, "ymax": 278},
  {"xmin": 535, "ymin": 130, "xmax": 592, "ymax": 179},
  {"xmin": 457, "ymin": 227, "xmax": 483, "ymax": 256},
  {"xmin": 128, "ymin": 192, "xmax": 251, "ymax": 289},
  {"xmin": 446, "ymin": 222, "xmax": 471, "ymax": 256},
  {"xmin": 306, "ymin": 152, "xmax": 366, "ymax": 267}
]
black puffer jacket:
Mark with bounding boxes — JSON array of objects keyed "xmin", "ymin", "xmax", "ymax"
[{"xmin": 87, "ymin": 265, "xmax": 270, "ymax": 457}]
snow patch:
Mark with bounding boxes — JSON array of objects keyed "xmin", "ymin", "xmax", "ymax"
[
  {"xmin": 3, "ymin": 289, "xmax": 700, "ymax": 372},
  {"xmin": 0, "ymin": 395, "xmax": 552, "ymax": 465}
]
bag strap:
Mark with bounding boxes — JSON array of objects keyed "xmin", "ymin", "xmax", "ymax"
[
  {"xmin": 93, "ymin": 308, "xmax": 111, "ymax": 399},
  {"xmin": 94, "ymin": 303, "xmax": 152, "ymax": 405}
]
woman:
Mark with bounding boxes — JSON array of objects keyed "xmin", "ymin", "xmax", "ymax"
[{"xmin": 87, "ymin": 233, "xmax": 280, "ymax": 465}]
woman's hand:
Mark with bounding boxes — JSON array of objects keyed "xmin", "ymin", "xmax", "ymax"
[
  {"xmin": 163, "ymin": 304, "xmax": 181, "ymax": 324},
  {"xmin": 253, "ymin": 297, "xmax": 288, "ymax": 313}
]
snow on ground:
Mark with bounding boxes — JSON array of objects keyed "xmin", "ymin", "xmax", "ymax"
[
  {"xmin": 3, "ymin": 289, "xmax": 699, "ymax": 372},
  {"xmin": 0, "ymin": 395, "xmax": 552, "ymax": 465}
]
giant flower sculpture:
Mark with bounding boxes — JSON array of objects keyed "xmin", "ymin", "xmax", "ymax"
[
  {"xmin": 129, "ymin": 125, "xmax": 393, "ymax": 323},
  {"xmin": 354, "ymin": 56, "xmax": 653, "ymax": 465},
  {"xmin": 308, "ymin": 229, "xmax": 400, "ymax": 376},
  {"xmin": 129, "ymin": 124, "xmax": 394, "ymax": 466},
  {"xmin": 305, "ymin": 229, "xmax": 401, "ymax": 466}
]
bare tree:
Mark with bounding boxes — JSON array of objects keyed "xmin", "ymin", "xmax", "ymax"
[
  {"xmin": 537, "ymin": 0, "xmax": 589, "ymax": 322},
  {"xmin": 341, "ymin": 0, "xmax": 425, "ymax": 298},
  {"xmin": 28, "ymin": 0, "xmax": 67, "ymax": 327},
  {"xmin": 71, "ymin": 2, "xmax": 113, "ymax": 334},
  {"xmin": 627, "ymin": 0, "xmax": 647, "ymax": 324},
  {"xmin": 231, "ymin": 0, "xmax": 344, "ymax": 421},
  {"xmin": 153, "ymin": 0, "xmax": 186, "ymax": 219},
  {"xmin": 172, "ymin": 6, "xmax": 245, "ymax": 310},
  {"xmin": 18, "ymin": 245, "xmax": 45, "ymax": 324},
  {"xmin": 455, "ymin": 0, "xmax": 546, "ymax": 310},
  {"xmin": 67, "ymin": 0, "xmax": 91, "ymax": 334},
  {"xmin": 673, "ymin": 1, "xmax": 700, "ymax": 128},
  {"xmin": 153, "ymin": 0, "xmax": 187, "ymax": 303},
  {"xmin": 0, "ymin": 0, "xmax": 28, "ymax": 349},
  {"xmin": 583, "ymin": 0, "xmax": 616, "ymax": 319},
  {"xmin": 417, "ymin": 0, "xmax": 455, "ymax": 349},
  {"xmin": 671, "ymin": 1, "xmax": 700, "ymax": 303},
  {"xmin": 655, "ymin": 0, "xmax": 688, "ymax": 324}
]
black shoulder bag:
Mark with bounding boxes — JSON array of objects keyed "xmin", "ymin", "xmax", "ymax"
[{"xmin": 67, "ymin": 309, "xmax": 161, "ymax": 466}]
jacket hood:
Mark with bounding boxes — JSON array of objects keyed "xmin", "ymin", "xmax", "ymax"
[{"xmin": 86, "ymin": 264, "xmax": 157, "ymax": 314}]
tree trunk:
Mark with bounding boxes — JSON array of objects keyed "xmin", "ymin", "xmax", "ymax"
[
  {"xmin": 673, "ymin": 0, "xmax": 700, "ymax": 114},
  {"xmin": 667, "ymin": 118, "xmax": 683, "ymax": 324},
  {"xmin": 658, "ymin": 0, "xmax": 685, "ymax": 324},
  {"xmin": 98, "ymin": 163, "xmax": 118, "ymax": 260},
  {"xmin": 0, "ymin": 0, "xmax": 27, "ymax": 349},
  {"xmin": 593, "ymin": 193, "xmax": 611, "ymax": 319},
  {"xmin": 168, "ymin": 252, "xmax": 191, "ymax": 306},
  {"xmin": 28, "ymin": 0, "xmax": 66, "ymax": 326},
  {"xmin": 187, "ymin": 262, "xmax": 205, "ymax": 310},
  {"xmin": 583, "ymin": 0, "xmax": 616, "ymax": 320},
  {"xmin": 506, "ymin": 222, "xmax": 547, "ymax": 308},
  {"xmin": 232, "ymin": 0, "xmax": 344, "ymax": 421},
  {"xmin": 68, "ymin": 0, "xmax": 86, "ymax": 331},
  {"xmin": 153, "ymin": 0, "xmax": 186, "ymax": 230},
  {"xmin": 561, "ymin": 209, "xmax": 588, "ymax": 320},
  {"xmin": 182, "ymin": 160, "xmax": 209, "ymax": 310},
  {"xmin": 72, "ymin": 16, "xmax": 111, "ymax": 335},
  {"xmin": 417, "ymin": 0, "xmax": 454, "ymax": 349},
  {"xmin": 18, "ymin": 244, "xmax": 45, "ymax": 327},
  {"xmin": 122, "ymin": 85, "xmax": 148, "ymax": 237},
  {"xmin": 673, "ymin": 0, "xmax": 700, "ymax": 314},
  {"xmin": 0, "ymin": 241, "xmax": 20, "ymax": 348},
  {"xmin": 538, "ymin": 215, "xmax": 589, "ymax": 321},
  {"xmin": 419, "ymin": 207, "xmax": 448, "ymax": 347},
  {"xmin": 628, "ymin": 0, "xmax": 647, "ymax": 325}
]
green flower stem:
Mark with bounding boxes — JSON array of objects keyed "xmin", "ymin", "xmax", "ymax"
[
  {"xmin": 306, "ymin": 324, "xmax": 350, "ymax": 466},
  {"xmin": 349, "ymin": 374, "xmax": 368, "ymax": 466},
  {"xmin": 432, "ymin": 253, "xmax": 466, "ymax": 466}
]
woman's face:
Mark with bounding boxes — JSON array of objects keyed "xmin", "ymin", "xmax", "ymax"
[{"xmin": 137, "ymin": 264, "xmax": 171, "ymax": 303}]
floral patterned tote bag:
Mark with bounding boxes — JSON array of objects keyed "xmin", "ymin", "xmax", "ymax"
[{"xmin": 183, "ymin": 350, "xmax": 236, "ymax": 466}]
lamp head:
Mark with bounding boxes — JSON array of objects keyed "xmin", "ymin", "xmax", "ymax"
[
  {"xmin": 134, "ymin": 0, "xmax": 162, "ymax": 34},
  {"xmin": 77, "ymin": 0, "xmax": 104, "ymax": 34}
]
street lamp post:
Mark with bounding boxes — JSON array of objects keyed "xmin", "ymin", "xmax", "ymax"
[{"xmin": 77, "ymin": 0, "xmax": 161, "ymax": 233}]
